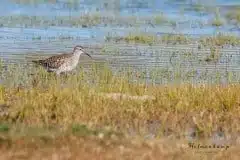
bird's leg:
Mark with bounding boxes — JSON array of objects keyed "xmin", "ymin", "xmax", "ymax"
[
  {"xmin": 56, "ymin": 70, "xmax": 61, "ymax": 76},
  {"xmin": 63, "ymin": 72, "xmax": 69, "ymax": 79}
]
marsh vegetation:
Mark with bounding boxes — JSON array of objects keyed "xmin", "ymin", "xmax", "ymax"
[
  {"xmin": 0, "ymin": 62, "xmax": 240, "ymax": 159},
  {"xmin": 1, "ymin": 0, "xmax": 240, "ymax": 159}
]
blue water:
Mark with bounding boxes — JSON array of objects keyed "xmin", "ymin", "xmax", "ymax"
[{"xmin": 0, "ymin": 0, "xmax": 239, "ymax": 40}]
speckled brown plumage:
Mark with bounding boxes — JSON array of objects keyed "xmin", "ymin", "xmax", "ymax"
[
  {"xmin": 32, "ymin": 45, "xmax": 92, "ymax": 75},
  {"xmin": 32, "ymin": 53, "xmax": 72, "ymax": 70}
]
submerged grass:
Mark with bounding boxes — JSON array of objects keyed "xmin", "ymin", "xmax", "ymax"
[
  {"xmin": 199, "ymin": 34, "xmax": 240, "ymax": 47},
  {"xmin": 109, "ymin": 33, "xmax": 240, "ymax": 47},
  {"xmin": 225, "ymin": 7, "xmax": 240, "ymax": 24},
  {"xmin": 0, "ymin": 14, "xmax": 103, "ymax": 28},
  {"xmin": 124, "ymin": 34, "xmax": 158, "ymax": 45},
  {"xmin": 0, "ymin": 14, "xmax": 170, "ymax": 28},
  {"xmin": 120, "ymin": 33, "xmax": 190, "ymax": 45},
  {"xmin": 211, "ymin": 8, "xmax": 224, "ymax": 27},
  {"xmin": 11, "ymin": 0, "xmax": 57, "ymax": 5}
]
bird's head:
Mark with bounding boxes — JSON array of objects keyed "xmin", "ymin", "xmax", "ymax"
[{"xmin": 73, "ymin": 45, "xmax": 92, "ymax": 59}]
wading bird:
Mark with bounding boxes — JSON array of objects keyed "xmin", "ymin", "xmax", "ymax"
[{"xmin": 32, "ymin": 45, "xmax": 92, "ymax": 75}]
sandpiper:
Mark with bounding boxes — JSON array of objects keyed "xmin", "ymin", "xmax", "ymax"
[{"xmin": 32, "ymin": 45, "xmax": 92, "ymax": 75}]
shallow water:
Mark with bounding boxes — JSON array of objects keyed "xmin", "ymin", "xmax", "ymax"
[{"xmin": 0, "ymin": 0, "xmax": 240, "ymax": 84}]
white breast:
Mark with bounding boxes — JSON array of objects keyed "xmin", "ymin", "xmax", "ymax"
[{"xmin": 57, "ymin": 54, "xmax": 80, "ymax": 73}]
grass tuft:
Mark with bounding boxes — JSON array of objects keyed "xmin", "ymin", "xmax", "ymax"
[
  {"xmin": 199, "ymin": 34, "xmax": 240, "ymax": 47},
  {"xmin": 225, "ymin": 7, "xmax": 240, "ymax": 24},
  {"xmin": 121, "ymin": 33, "xmax": 190, "ymax": 45}
]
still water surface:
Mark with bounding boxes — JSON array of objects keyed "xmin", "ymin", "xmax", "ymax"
[{"xmin": 0, "ymin": 0, "xmax": 239, "ymax": 84}]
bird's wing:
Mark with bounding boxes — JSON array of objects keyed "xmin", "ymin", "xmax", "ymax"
[{"xmin": 33, "ymin": 53, "xmax": 72, "ymax": 69}]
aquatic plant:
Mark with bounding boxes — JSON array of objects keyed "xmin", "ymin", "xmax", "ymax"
[
  {"xmin": 204, "ymin": 46, "xmax": 221, "ymax": 63},
  {"xmin": 124, "ymin": 34, "xmax": 157, "ymax": 45},
  {"xmin": 211, "ymin": 18, "xmax": 224, "ymax": 27},
  {"xmin": 11, "ymin": 0, "xmax": 57, "ymax": 5},
  {"xmin": 120, "ymin": 33, "xmax": 190, "ymax": 45},
  {"xmin": 192, "ymin": 3, "xmax": 206, "ymax": 12},
  {"xmin": 154, "ymin": 13, "xmax": 168, "ymax": 25},
  {"xmin": 225, "ymin": 7, "xmax": 240, "ymax": 24},
  {"xmin": 0, "ymin": 14, "xmax": 153, "ymax": 28},
  {"xmin": 199, "ymin": 34, "xmax": 240, "ymax": 47},
  {"xmin": 159, "ymin": 34, "xmax": 190, "ymax": 44},
  {"xmin": 211, "ymin": 7, "xmax": 224, "ymax": 27}
]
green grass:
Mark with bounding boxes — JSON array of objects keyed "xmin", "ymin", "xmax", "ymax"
[
  {"xmin": 203, "ymin": 46, "xmax": 221, "ymax": 62},
  {"xmin": 32, "ymin": 35, "xmax": 75, "ymax": 40},
  {"xmin": 11, "ymin": 0, "xmax": 81, "ymax": 6},
  {"xmin": 118, "ymin": 33, "xmax": 190, "ymax": 45},
  {"xmin": 199, "ymin": 34, "xmax": 240, "ymax": 47},
  {"xmin": 11, "ymin": 0, "xmax": 58, "ymax": 5},
  {"xmin": 153, "ymin": 13, "xmax": 174, "ymax": 25},
  {"xmin": 211, "ymin": 18, "xmax": 224, "ymax": 27},
  {"xmin": 124, "ymin": 34, "xmax": 158, "ymax": 45},
  {"xmin": 109, "ymin": 33, "xmax": 240, "ymax": 46},
  {"xmin": 159, "ymin": 34, "xmax": 189, "ymax": 44},
  {"xmin": 211, "ymin": 7, "xmax": 224, "ymax": 27},
  {"xmin": 225, "ymin": 7, "xmax": 240, "ymax": 24},
  {"xmin": 0, "ymin": 14, "xmax": 103, "ymax": 28},
  {"xmin": 0, "ymin": 14, "xmax": 154, "ymax": 28},
  {"xmin": 0, "ymin": 12, "xmax": 228, "ymax": 29},
  {"xmin": 182, "ymin": 3, "xmax": 207, "ymax": 13},
  {"xmin": 192, "ymin": 3, "xmax": 206, "ymax": 12}
]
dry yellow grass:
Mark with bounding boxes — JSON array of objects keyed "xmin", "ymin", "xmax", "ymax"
[
  {"xmin": 0, "ymin": 69, "xmax": 239, "ymax": 136},
  {"xmin": 0, "ymin": 64, "xmax": 239, "ymax": 159}
]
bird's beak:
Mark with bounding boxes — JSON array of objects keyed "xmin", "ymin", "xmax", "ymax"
[{"xmin": 84, "ymin": 51, "xmax": 92, "ymax": 59}]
